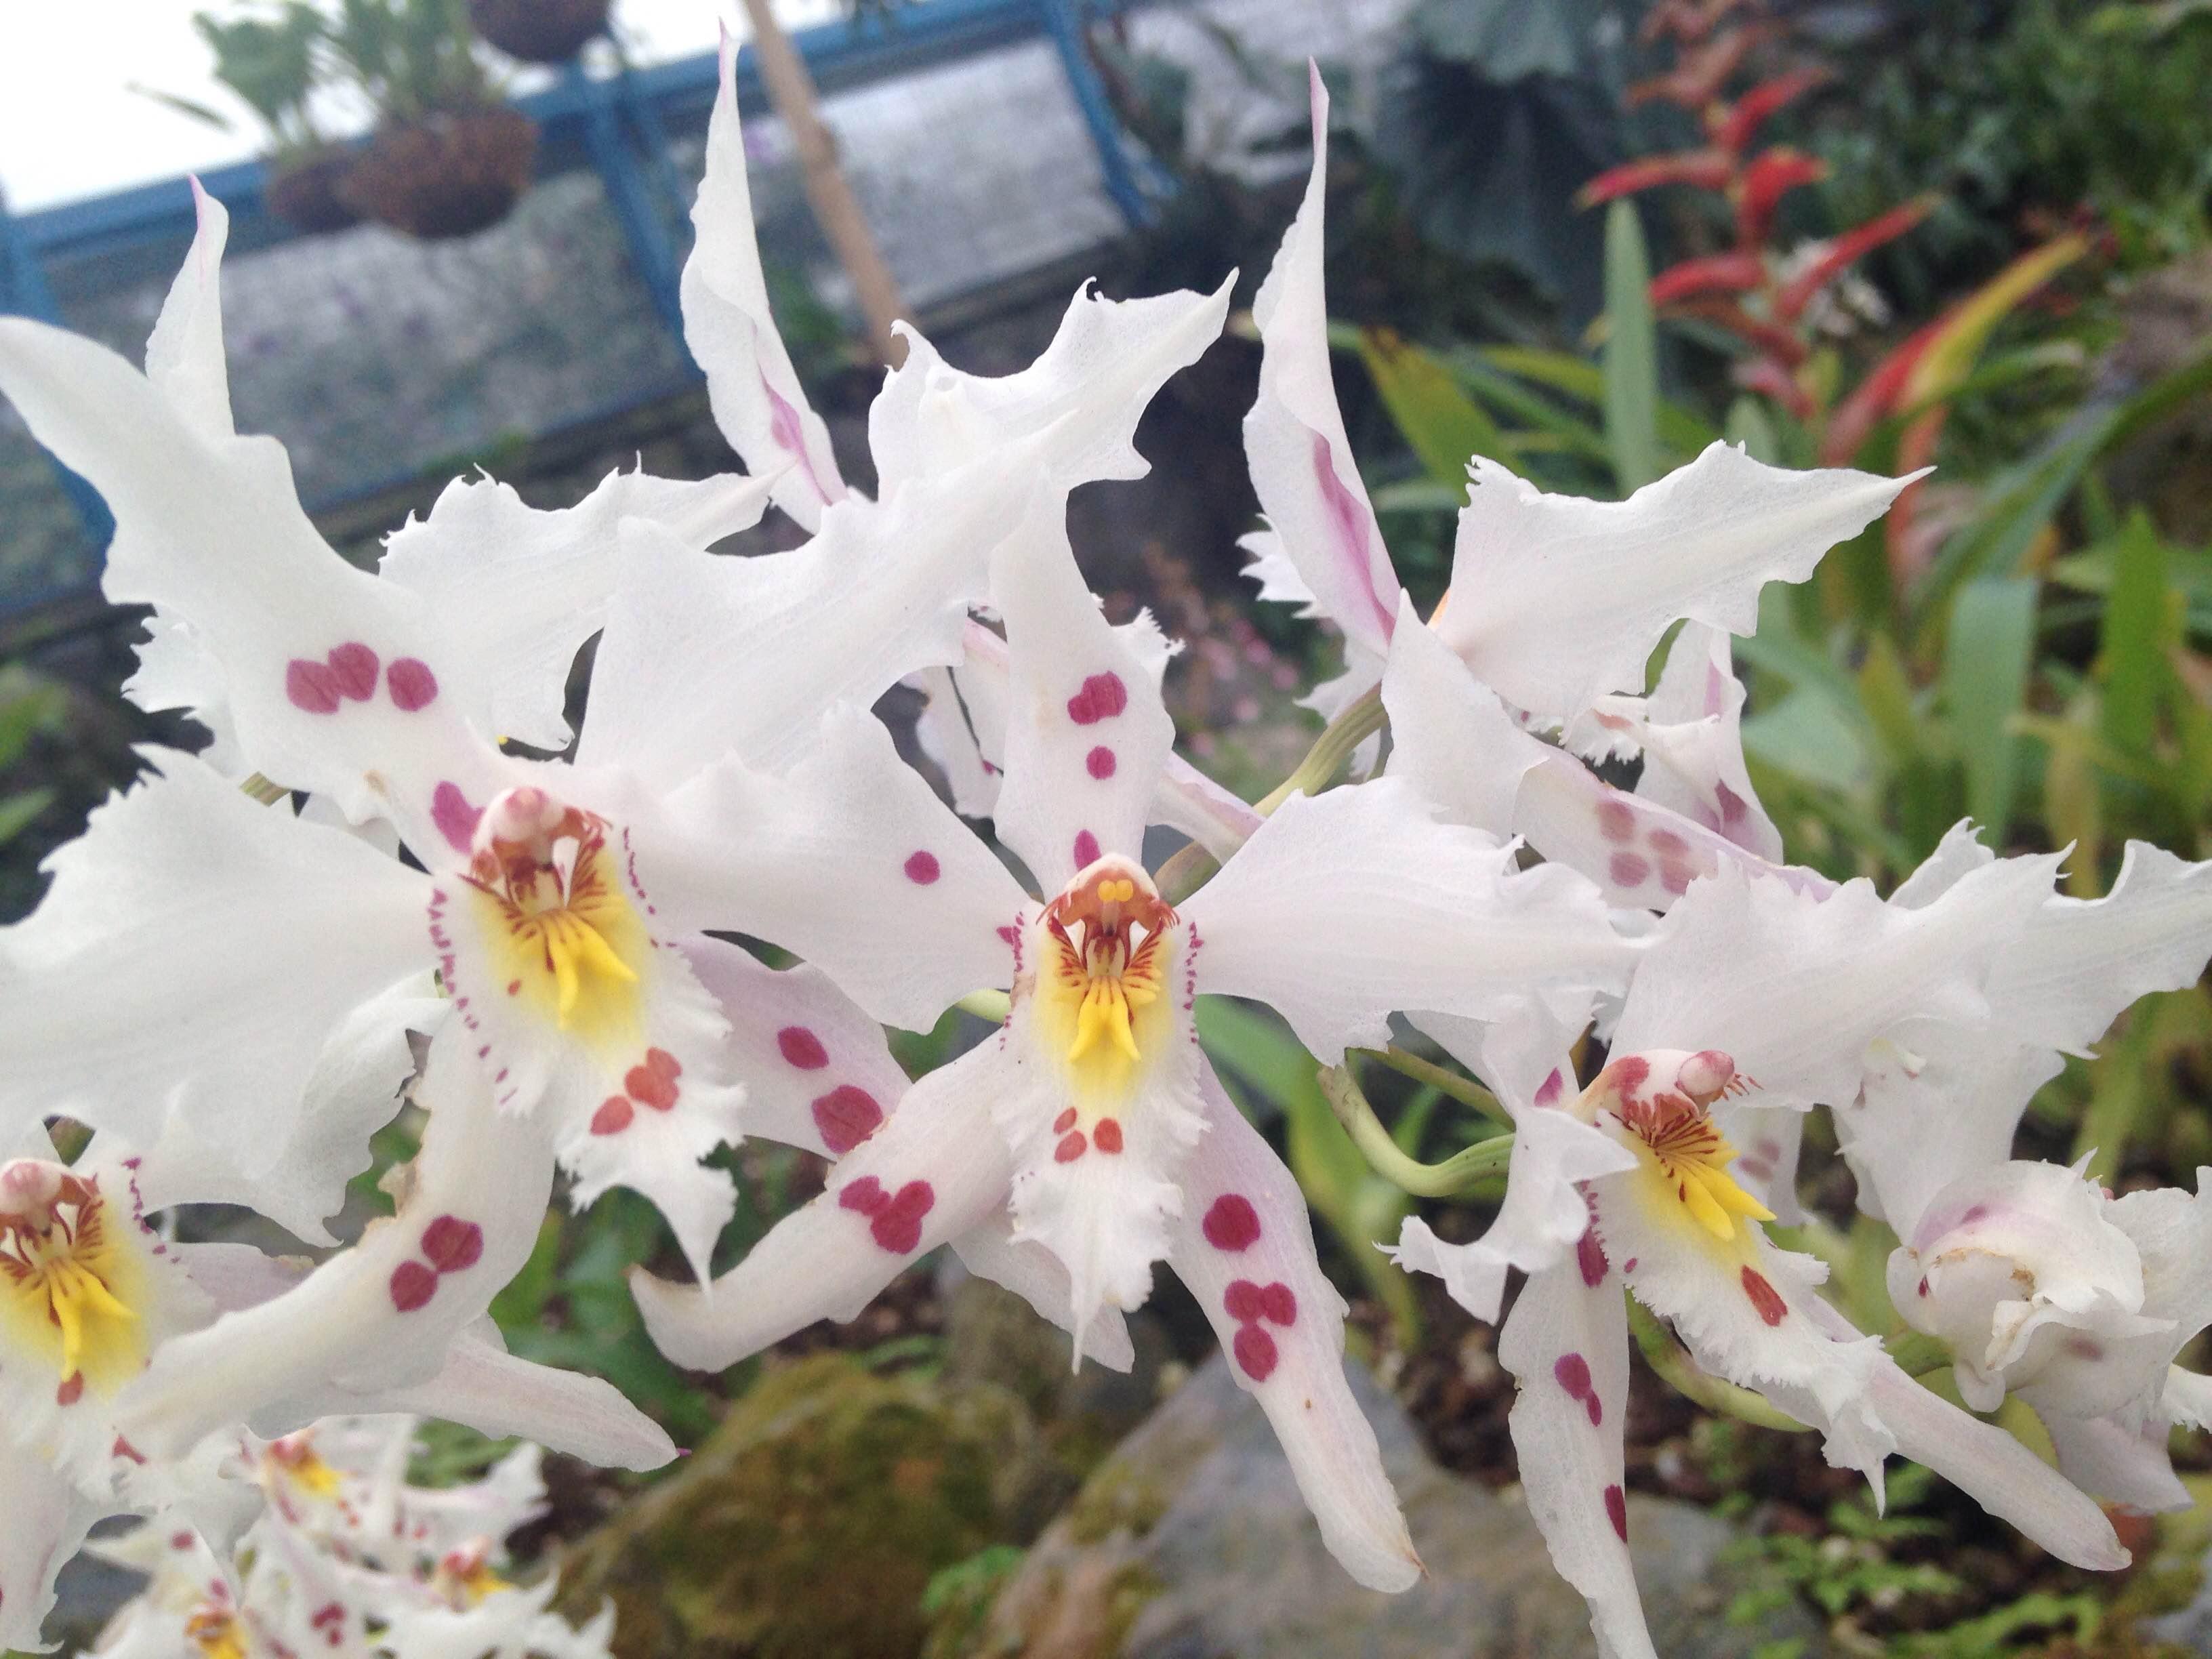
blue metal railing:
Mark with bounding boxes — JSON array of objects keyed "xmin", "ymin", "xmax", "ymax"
[{"xmin": 1, "ymin": 0, "xmax": 1162, "ymax": 609}]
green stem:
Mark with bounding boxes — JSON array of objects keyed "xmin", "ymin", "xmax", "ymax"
[
  {"xmin": 1356, "ymin": 1044, "xmax": 1513, "ymax": 1129},
  {"xmin": 1318, "ymin": 1063, "xmax": 1513, "ymax": 1197},
  {"xmin": 1885, "ymin": 1331, "xmax": 1953, "ymax": 1380},
  {"xmin": 1256, "ymin": 683, "xmax": 1387, "ymax": 816},
  {"xmin": 1624, "ymin": 1295, "xmax": 1813, "ymax": 1433}
]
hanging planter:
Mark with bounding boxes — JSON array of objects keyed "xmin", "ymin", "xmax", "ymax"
[
  {"xmin": 466, "ymin": 0, "xmax": 609, "ymax": 64},
  {"xmin": 264, "ymin": 144, "xmax": 361, "ymax": 232},
  {"xmin": 342, "ymin": 106, "xmax": 539, "ymax": 240}
]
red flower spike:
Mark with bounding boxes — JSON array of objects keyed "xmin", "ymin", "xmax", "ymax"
[
  {"xmin": 1576, "ymin": 148, "xmax": 1735, "ymax": 210},
  {"xmin": 1734, "ymin": 148, "xmax": 1827, "ymax": 249},
  {"xmin": 1626, "ymin": 25, "xmax": 1765, "ymax": 110},
  {"xmin": 1665, "ymin": 298, "xmax": 1810, "ymax": 367},
  {"xmin": 1732, "ymin": 356, "xmax": 1816, "ymax": 423},
  {"xmin": 1649, "ymin": 251, "xmax": 1767, "ymax": 306},
  {"xmin": 1820, "ymin": 321, "xmax": 1938, "ymax": 464},
  {"xmin": 1714, "ymin": 67, "xmax": 1833, "ymax": 155},
  {"xmin": 1775, "ymin": 197, "xmax": 1938, "ymax": 323}
]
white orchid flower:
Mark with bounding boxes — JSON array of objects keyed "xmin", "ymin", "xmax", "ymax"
[
  {"xmin": 1395, "ymin": 1049, "xmax": 2127, "ymax": 1659},
  {"xmin": 626, "ymin": 484, "xmax": 1635, "ymax": 1592}
]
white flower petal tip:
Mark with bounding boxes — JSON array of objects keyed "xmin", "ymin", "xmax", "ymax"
[
  {"xmin": 1438, "ymin": 443, "xmax": 1914, "ymax": 725},
  {"xmin": 1242, "ymin": 68, "xmax": 1397, "ymax": 670},
  {"xmin": 1168, "ymin": 1065, "xmax": 1420, "ymax": 1593},
  {"xmin": 686, "ymin": 30, "xmax": 846, "ymax": 529},
  {"xmin": 366, "ymin": 1334, "xmax": 676, "ymax": 1473}
]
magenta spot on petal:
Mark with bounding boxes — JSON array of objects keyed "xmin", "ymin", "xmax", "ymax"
[
  {"xmin": 1086, "ymin": 745, "xmax": 1117, "ymax": 780},
  {"xmin": 1092, "ymin": 1117, "xmax": 1124, "ymax": 1154},
  {"xmin": 388, "ymin": 1262, "xmax": 437, "ymax": 1313},
  {"xmin": 1659, "ymin": 860, "xmax": 1696, "ymax": 895},
  {"xmin": 1577, "ymin": 1227, "xmax": 1608, "ymax": 1288},
  {"xmin": 1715, "ymin": 781, "xmax": 1749, "ymax": 824},
  {"xmin": 1609, "ymin": 852, "xmax": 1651, "ymax": 889},
  {"xmin": 327, "ymin": 642, "xmax": 380, "ymax": 701},
  {"xmin": 1258, "ymin": 1282, "xmax": 1296, "ymax": 1326},
  {"xmin": 838, "ymin": 1176, "xmax": 888, "ymax": 1217},
  {"xmin": 777, "ymin": 1026, "xmax": 830, "ymax": 1070},
  {"xmin": 1554, "ymin": 1352, "xmax": 1593, "ymax": 1399},
  {"xmin": 591, "ymin": 1097, "xmax": 634, "ymax": 1136},
  {"xmin": 904, "ymin": 850, "xmax": 941, "ymax": 885},
  {"xmin": 1605, "ymin": 1485, "xmax": 1628, "ymax": 1541},
  {"xmin": 1052, "ymin": 1108, "xmax": 1078, "ymax": 1134},
  {"xmin": 869, "ymin": 1181, "xmax": 934, "ymax": 1253},
  {"xmin": 1202, "ymin": 1194, "xmax": 1261, "ymax": 1252},
  {"xmin": 1646, "ymin": 827, "xmax": 1688, "ymax": 858},
  {"xmin": 1308, "ymin": 429, "xmax": 1395, "ymax": 643},
  {"xmin": 421, "ymin": 1216, "xmax": 483, "ymax": 1274},
  {"xmin": 812, "ymin": 1086, "xmax": 884, "ymax": 1153},
  {"xmin": 1233, "ymin": 1323, "xmax": 1280, "ymax": 1381},
  {"xmin": 1224, "ymin": 1280, "xmax": 1266, "ymax": 1323},
  {"xmin": 1535, "ymin": 1069, "xmax": 1564, "ymax": 1108},
  {"xmin": 1072, "ymin": 830, "xmax": 1101, "ymax": 867},
  {"xmin": 1054, "ymin": 1130, "xmax": 1088, "ymax": 1163},
  {"xmin": 431, "ymin": 781, "xmax": 481, "ymax": 854},
  {"xmin": 285, "ymin": 659, "xmax": 341, "ymax": 715},
  {"xmin": 1065, "ymin": 672, "xmax": 1130, "ymax": 726},
  {"xmin": 1741, "ymin": 1266, "xmax": 1788, "ymax": 1326},
  {"xmin": 386, "ymin": 657, "xmax": 439, "ymax": 712},
  {"xmin": 1586, "ymin": 1394, "xmax": 1603, "ymax": 1427},
  {"xmin": 1596, "ymin": 798, "xmax": 1636, "ymax": 843}
]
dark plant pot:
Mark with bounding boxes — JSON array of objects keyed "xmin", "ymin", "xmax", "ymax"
[
  {"xmin": 341, "ymin": 108, "xmax": 539, "ymax": 241},
  {"xmin": 466, "ymin": 0, "xmax": 609, "ymax": 63},
  {"xmin": 264, "ymin": 145, "xmax": 361, "ymax": 233}
]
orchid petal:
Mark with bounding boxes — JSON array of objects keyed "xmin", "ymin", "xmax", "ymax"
[
  {"xmin": 1165, "ymin": 1061, "xmax": 1420, "ymax": 1592},
  {"xmin": 680, "ymin": 937, "xmax": 909, "ymax": 1158},
  {"xmin": 650, "ymin": 704, "xmax": 1027, "ymax": 1031},
  {"xmin": 1840, "ymin": 1033, "xmax": 2059, "ymax": 1236},
  {"xmin": 1437, "ymin": 443, "xmax": 1914, "ymax": 726},
  {"xmin": 145, "ymin": 178, "xmax": 233, "ymax": 442},
  {"xmin": 129, "ymin": 977, "xmax": 447, "ymax": 1247},
  {"xmin": 1380, "ymin": 598, "xmax": 1549, "ymax": 841},
  {"xmin": 1610, "ymin": 852, "xmax": 2063, "ymax": 1112},
  {"xmin": 381, "ymin": 465, "xmax": 774, "ymax": 752},
  {"xmin": 0, "ymin": 750, "xmax": 427, "ymax": 1178},
  {"xmin": 946, "ymin": 1212, "xmax": 1137, "ymax": 1374},
  {"xmin": 0, "ymin": 319, "xmax": 506, "ymax": 844},
  {"xmin": 870, "ymin": 276, "xmax": 1232, "ymax": 495},
  {"xmin": 117, "ymin": 1029, "xmax": 556, "ymax": 1461},
  {"xmin": 989, "ymin": 491, "xmax": 1176, "ymax": 888},
  {"xmin": 0, "ymin": 1443, "xmax": 100, "ymax": 1655},
  {"xmin": 2038, "ymin": 1408, "xmax": 2191, "ymax": 1513},
  {"xmin": 685, "ymin": 30, "xmax": 846, "ymax": 529},
  {"xmin": 1498, "ymin": 1256, "xmax": 1650, "ymax": 1659},
  {"xmin": 1391, "ymin": 1107, "xmax": 1634, "ymax": 1324},
  {"xmin": 633, "ymin": 1042, "xmax": 1023, "ymax": 1370},
  {"xmin": 1183, "ymin": 776, "xmax": 1635, "ymax": 1061},
  {"xmin": 1242, "ymin": 68, "xmax": 1397, "ymax": 668},
  {"xmin": 913, "ymin": 662, "xmax": 1005, "ymax": 820}
]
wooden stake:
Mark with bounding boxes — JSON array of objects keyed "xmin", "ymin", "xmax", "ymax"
[{"xmin": 737, "ymin": 0, "xmax": 910, "ymax": 366}]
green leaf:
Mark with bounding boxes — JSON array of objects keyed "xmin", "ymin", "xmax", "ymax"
[
  {"xmin": 1742, "ymin": 691, "xmax": 1873, "ymax": 799},
  {"xmin": 2101, "ymin": 511, "xmax": 2170, "ymax": 758},
  {"xmin": 0, "ymin": 789, "xmax": 52, "ymax": 848},
  {"xmin": 1602, "ymin": 200, "xmax": 1660, "ymax": 495},
  {"xmin": 1940, "ymin": 577, "xmax": 2040, "ymax": 840},
  {"xmin": 1723, "ymin": 394, "xmax": 1782, "ymax": 466},
  {"xmin": 1479, "ymin": 346, "xmax": 1719, "ymax": 456},
  {"xmin": 1356, "ymin": 327, "xmax": 1511, "ymax": 493},
  {"xmin": 1445, "ymin": 350, "xmax": 1611, "ymax": 464}
]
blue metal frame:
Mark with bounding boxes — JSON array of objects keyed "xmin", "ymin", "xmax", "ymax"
[{"xmin": 1, "ymin": 0, "xmax": 1160, "ymax": 607}]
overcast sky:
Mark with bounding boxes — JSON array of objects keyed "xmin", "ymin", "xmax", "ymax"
[{"xmin": 0, "ymin": 0, "xmax": 840, "ymax": 211}]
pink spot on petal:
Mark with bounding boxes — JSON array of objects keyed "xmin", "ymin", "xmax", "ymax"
[
  {"xmin": 421, "ymin": 1216, "xmax": 483, "ymax": 1274},
  {"xmin": 811, "ymin": 1086, "xmax": 883, "ymax": 1154},
  {"xmin": 1741, "ymin": 1266, "xmax": 1788, "ymax": 1326},
  {"xmin": 1202, "ymin": 1194, "xmax": 1261, "ymax": 1252},
  {"xmin": 1233, "ymin": 1323, "xmax": 1279, "ymax": 1382},
  {"xmin": 838, "ymin": 1176, "xmax": 888, "ymax": 1216},
  {"xmin": 1093, "ymin": 1117, "xmax": 1124, "ymax": 1154},
  {"xmin": 386, "ymin": 657, "xmax": 439, "ymax": 712},
  {"xmin": 869, "ymin": 1181, "xmax": 934, "ymax": 1252},
  {"xmin": 1072, "ymin": 830, "xmax": 1101, "ymax": 867},
  {"xmin": 1258, "ymin": 1282, "xmax": 1296, "ymax": 1326},
  {"xmin": 1660, "ymin": 860, "xmax": 1696, "ymax": 895},
  {"xmin": 1535, "ymin": 1069, "xmax": 1564, "ymax": 1108},
  {"xmin": 1086, "ymin": 745, "xmax": 1118, "ymax": 779},
  {"xmin": 285, "ymin": 659, "xmax": 341, "ymax": 715},
  {"xmin": 626, "ymin": 1048, "xmax": 682, "ymax": 1111},
  {"xmin": 1596, "ymin": 798, "xmax": 1637, "ymax": 843},
  {"xmin": 1052, "ymin": 1107, "xmax": 1078, "ymax": 1134},
  {"xmin": 1577, "ymin": 1228, "xmax": 1609, "ymax": 1287},
  {"xmin": 1609, "ymin": 852, "xmax": 1651, "ymax": 888},
  {"xmin": 591, "ymin": 1097, "xmax": 634, "ymax": 1136},
  {"xmin": 56, "ymin": 1372, "xmax": 83, "ymax": 1407},
  {"xmin": 1309, "ymin": 430, "xmax": 1395, "ymax": 643},
  {"xmin": 904, "ymin": 851, "xmax": 941, "ymax": 885},
  {"xmin": 1612, "ymin": 1057, "xmax": 1650, "ymax": 1095},
  {"xmin": 1715, "ymin": 781, "xmax": 1749, "ymax": 824},
  {"xmin": 327, "ymin": 642, "xmax": 380, "ymax": 701},
  {"xmin": 777, "ymin": 1026, "xmax": 830, "ymax": 1069},
  {"xmin": 1065, "ymin": 672, "xmax": 1130, "ymax": 726},
  {"xmin": 1224, "ymin": 1280, "xmax": 1265, "ymax": 1322},
  {"xmin": 1054, "ymin": 1130, "xmax": 1088, "ymax": 1163},
  {"xmin": 1647, "ymin": 827, "xmax": 1688, "ymax": 857},
  {"xmin": 431, "ymin": 781, "xmax": 481, "ymax": 854},
  {"xmin": 1554, "ymin": 1352, "xmax": 1593, "ymax": 1399},
  {"xmin": 1586, "ymin": 1395, "xmax": 1603, "ymax": 1427},
  {"xmin": 388, "ymin": 1262, "xmax": 438, "ymax": 1312},
  {"xmin": 1605, "ymin": 1485, "xmax": 1628, "ymax": 1541}
]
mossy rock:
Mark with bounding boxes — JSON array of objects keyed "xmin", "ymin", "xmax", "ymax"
[{"xmin": 556, "ymin": 1353, "xmax": 1039, "ymax": 1659}]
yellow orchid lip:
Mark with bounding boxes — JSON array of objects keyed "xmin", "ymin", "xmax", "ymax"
[
  {"xmin": 1026, "ymin": 857, "xmax": 1179, "ymax": 1122},
  {"xmin": 0, "ymin": 1162, "xmax": 148, "ymax": 1396},
  {"xmin": 1599, "ymin": 1054, "xmax": 1774, "ymax": 1244}
]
